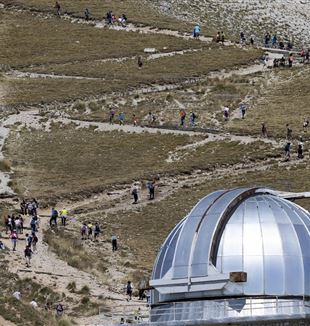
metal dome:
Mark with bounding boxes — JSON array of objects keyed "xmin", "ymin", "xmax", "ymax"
[{"xmin": 151, "ymin": 188, "xmax": 310, "ymax": 303}]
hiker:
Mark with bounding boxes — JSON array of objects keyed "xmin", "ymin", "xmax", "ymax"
[
  {"xmin": 279, "ymin": 40, "xmax": 285, "ymax": 49},
  {"xmin": 288, "ymin": 53, "xmax": 293, "ymax": 68},
  {"xmin": 24, "ymin": 245, "xmax": 33, "ymax": 267},
  {"xmin": 193, "ymin": 24, "xmax": 201, "ymax": 39},
  {"xmin": 118, "ymin": 14, "xmax": 127, "ymax": 27},
  {"xmin": 220, "ymin": 31, "xmax": 225, "ymax": 44},
  {"xmin": 56, "ymin": 303, "xmax": 64, "ymax": 316},
  {"xmin": 126, "ymin": 281, "xmax": 133, "ymax": 301},
  {"xmin": 118, "ymin": 112, "xmax": 125, "ymax": 125},
  {"xmin": 261, "ymin": 123, "xmax": 267, "ymax": 137},
  {"xmin": 54, "ymin": 1, "xmax": 61, "ymax": 16},
  {"xmin": 131, "ymin": 182, "xmax": 139, "ymax": 204},
  {"xmin": 30, "ymin": 299, "xmax": 38, "ymax": 309},
  {"xmin": 286, "ymin": 124, "xmax": 293, "ymax": 140},
  {"xmin": 50, "ymin": 208, "xmax": 58, "ymax": 227},
  {"xmin": 132, "ymin": 114, "xmax": 138, "ymax": 126},
  {"xmin": 84, "ymin": 8, "xmax": 90, "ymax": 21},
  {"xmin": 0, "ymin": 240, "xmax": 5, "ymax": 250},
  {"xmin": 111, "ymin": 235, "xmax": 118, "ymax": 251},
  {"xmin": 264, "ymin": 32, "xmax": 271, "ymax": 47},
  {"xmin": 272, "ymin": 34, "xmax": 277, "ymax": 48},
  {"xmin": 240, "ymin": 103, "xmax": 247, "ymax": 119},
  {"xmin": 32, "ymin": 232, "xmax": 38, "ymax": 252},
  {"xmin": 10, "ymin": 229, "xmax": 17, "ymax": 251},
  {"xmin": 137, "ymin": 56, "xmax": 143, "ymax": 68},
  {"xmin": 215, "ymin": 31, "xmax": 220, "ymax": 43},
  {"xmin": 30, "ymin": 216, "xmax": 37, "ymax": 232},
  {"xmin": 15, "ymin": 216, "xmax": 22, "ymax": 234},
  {"xmin": 60, "ymin": 208, "xmax": 68, "ymax": 226},
  {"xmin": 180, "ymin": 109, "xmax": 186, "ymax": 127},
  {"xmin": 279, "ymin": 56, "xmax": 285, "ymax": 67},
  {"xmin": 250, "ymin": 35, "xmax": 254, "ymax": 46},
  {"xmin": 25, "ymin": 233, "xmax": 33, "ymax": 248},
  {"xmin": 81, "ymin": 223, "xmax": 87, "ymax": 240},
  {"xmin": 94, "ymin": 222, "xmax": 101, "ymax": 240},
  {"xmin": 223, "ymin": 107, "xmax": 229, "ymax": 121},
  {"xmin": 13, "ymin": 291, "xmax": 21, "ymax": 300},
  {"xmin": 297, "ymin": 143, "xmax": 304, "ymax": 159},
  {"xmin": 109, "ymin": 108, "xmax": 115, "ymax": 124},
  {"xmin": 106, "ymin": 10, "xmax": 113, "ymax": 25},
  {"xmin": 284, "ymin": 142, "xmax": 291, "ymax": 160},
  {"xmin": 147, "ymin": 180, "xmax": 155, "ymax": 200},
  {"xmin": 189, "ymin": 111, "xmax": 197, "ymax": 127},
  {"xmin": 87, "ymin": 222, "xmax": 93, "ymax": 239},
  {"xmin": 303, "ymin": 118, "xmax": 309, "ymax": 132},
  {"xmin": 20, "ymin": 199, "xmax": 26, "ymax": 215},
  {"xmin": 240, "ymin": 31, "xmax": 246, "ymax": 44}
]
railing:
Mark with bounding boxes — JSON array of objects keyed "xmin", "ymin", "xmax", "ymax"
[
  {"xmin": 99, "ymin": 297, "xmax": 310, "ymax": 324},
  {"xmin": 150, "ymin": 298, "xmax": 310, "ymax": 322}
]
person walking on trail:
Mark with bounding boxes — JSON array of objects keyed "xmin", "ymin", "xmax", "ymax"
[
  {"xmin": 297, "ymin": 143, "xmax": 304, "ymax": 159},
  {"xmin": 54, "ymin": 1, "xmax": 61, "ymax": 16},
  {"xmin": 50, "ymin": 208, "xmax": 58, "ymax": 227},
  {"xmin": 60, "ymin": 208, "xmax": 68, "ymax": 226},
  {"xmin": 81, "ymin": 223, "xmax": 87, "ymax": 240},
  {"xmin": 111, "ymin": 235, "xmax": 118, "ymax": 251},
  {"xmin": 131, "ymin": 182, "xmax": 139, "ymax": 204},
  {"xmin": 180, "ymin": 109, "xmax": 186, "ymax": 127},
  {"xmin": 189, "ymin": 111, "xmax": 197, "ymax": 127},
  {"xmin": 193, "ymin": 24, "xmax": 201, "ymax": 39},
  {"xmin": 286, "ymin": 124, "xmax": 293, "ymax": 140},
  {"xmin": 303, "ymin": 118, "xmax": 309, "ymax": 132},
  {"xmin": 284, "ymin": 142, "xmax": 291, "ymax": 161},
  {"xmin": 84, "ymin": 8, "xmax": 90, "ymax": 21},
  {"xmin": 220, "ymin": 31, "xmax": 225, "ymax": 44},
  {"xmin": 118, "ymin": 112, "xmax": 125, "ymax": 125},
  {"xmin": 223, "ymin": 107, "xmax": 230, "ymax": 121},
  {"xmin": 32, "ymin": 232, "xmax": 38, "ymax": 252},
  {"xmin": 240, "ymin": 103, "xmax": 247, "ymax": 119},
  {"xmin": 94, "ymin": 222, "xmax": 101, "ymax": 241},
  {"xmin": 10, "ymin": 229, "xmax": 18, "ymax": 251},
  {"xmin": 261, "ymin": 122, "xmax": 267, "ymax": 137},
  {"xmin": 87, "ymin": 222, "xmax": 93, "ymax": 239},
  {"xmin": 109, "ymin": 108, "xmax": 115, "ymax": 124},
  {"xmin": 126, "ymin": 281, "xmax": 133, "ymax": 301},
  {"xmin": 24, "ymin": 245, "xmax": 33, "ymax": 267},
  {"xmin": 137, "ymin": 56, "xmax": 143, "ymax": 69},
  {"xmin": 30, "ymin": 216, "xmax": 37, "ymax": 233},
  {"xmin": 56, "ymin": 303, "xmax": 64, "ymax": 316},
  {"xmin": 147, "ymin": 180, "xmax": 155, "ymax": 200},
  {"xmin": 288, "ymin": 53, "xmax": 293, "ymax": 68}
]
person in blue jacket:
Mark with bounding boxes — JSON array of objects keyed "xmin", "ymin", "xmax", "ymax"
[{"xmin": 193, "ymin": 24, "xmax": 201, "ymax": 39}]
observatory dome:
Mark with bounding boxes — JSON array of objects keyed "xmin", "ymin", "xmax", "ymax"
[{"xmin": 151, "ymin": 188, "xmax": 310, "ymax": 303}]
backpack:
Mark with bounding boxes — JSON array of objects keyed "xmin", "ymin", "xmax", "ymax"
[{"xmin": 33, "ymin": 235, "xmax": 38, "ymax": 243}]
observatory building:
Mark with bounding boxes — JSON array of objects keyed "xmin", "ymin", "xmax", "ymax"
[{"xmin": 149, "ymin": 188, "xmax": 310, "ymax": 325}]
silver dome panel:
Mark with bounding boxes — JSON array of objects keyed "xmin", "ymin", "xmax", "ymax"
[{"xmin": 151, "ymin": 188, "xmax": 310, "ymax": 304}]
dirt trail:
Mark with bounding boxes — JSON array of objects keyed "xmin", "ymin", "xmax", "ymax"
[{"xmin": 0, "ymin": 315, "xmax": 16, "ymax": 326}]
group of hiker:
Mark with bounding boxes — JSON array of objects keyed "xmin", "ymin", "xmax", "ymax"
[
  {"xmin": 1, "ymin": 199, "xmax": 40, "ymax": 268},
  {"xmin": 131, "ymin": 180, "xmax": 156, "ymax": 204},
  {"xmin": 108, "ymin": 109, "xmax": 157, "ymax": 127},
  {"xmin": 54, "ymin": 1, "xmax": 128, "ymax": 26},
  {"xmin": 284, "ymin": 123, "xmax": 308, "ymax": 160}
]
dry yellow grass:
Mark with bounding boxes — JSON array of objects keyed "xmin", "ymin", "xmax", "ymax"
[
  {"xmin": 0, "ymin": 11, "xmax": 200, "ymax": 68},
  {"xmin": 6, "ymin": 125, "xmax": 277, "ymax": 201}
]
